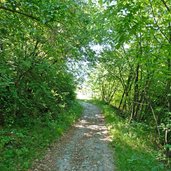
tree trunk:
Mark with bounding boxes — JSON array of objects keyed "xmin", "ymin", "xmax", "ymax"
[{"xmin": 131, "ymin": 64, "xmax": 140, "ymax": 121}]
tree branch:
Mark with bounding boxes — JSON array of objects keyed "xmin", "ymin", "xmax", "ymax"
[
  {"xmin": 0, "ymin": 5, "xmax": 53, "ymax": 29},
  {"xmin": 160, "ymin": 0, "xmax": 170, "ymax": 12},
  {"xmin": 0, "ymin": 6, "xmax": 40, "ymax": 22},
  {"xmin": 149, "ymin": 0, "xmax": 170, "ymax": 42}
]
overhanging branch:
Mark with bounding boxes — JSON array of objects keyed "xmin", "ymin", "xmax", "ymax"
[
  {"xmin": 0, "ymin": 6, "xmax": 40, "ymax": 22},
  {"xmin": 160, "ymin": 0, "xmax": 170, "ymax": 12}
]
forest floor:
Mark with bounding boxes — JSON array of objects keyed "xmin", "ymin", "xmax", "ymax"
[{"xmin": 30, "ymin": 102, "xmax": 115, "ymax": 171}]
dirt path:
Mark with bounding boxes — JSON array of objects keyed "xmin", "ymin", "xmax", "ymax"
[{"xmin": 31, "ymin": 102, "xmax": 115, "ymax": 171}]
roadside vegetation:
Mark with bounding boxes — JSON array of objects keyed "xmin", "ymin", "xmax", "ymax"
[
  {"xmin": 95, "ymin": 101, "xmax": 170, "ymax": 171},
  {"xmin": 0, "ymin": 101, "xmax": 82, "ymax": 171},
  {"xmin": 88, "ymin": 1, "xmax": 171, "ymax": 169},
  {"xmin": 0, "ymin": 0, "xmax": 89, "ymax": 170}
]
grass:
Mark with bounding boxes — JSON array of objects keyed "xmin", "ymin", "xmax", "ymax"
[
  {"xmin": 94, "ymin": 101, "xmax": 170, "ymax": 171},
  {"xmin": 0, "ymin": 101, "xmax": 82, "ymax": 171}
]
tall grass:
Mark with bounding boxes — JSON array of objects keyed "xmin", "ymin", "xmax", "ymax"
[
  {"xmin": 0, "ymin": 101, "xmax": 82, "ymax": 171},
  {"xmin": 96, "ymin": 101, "xmax": 170, "ymax": 171}
]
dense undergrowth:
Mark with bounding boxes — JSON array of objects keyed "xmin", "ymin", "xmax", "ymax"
[
  {"xmin": 0, "ymin": 101, "xmax": 82, "ymax": 171},
  {"xmin": 94, "ymin": 101, "xmax": 171, "ymax": 171},
  {"xmin": 0, "ymin": 1, "xmax": 88, "ymax": 170}
]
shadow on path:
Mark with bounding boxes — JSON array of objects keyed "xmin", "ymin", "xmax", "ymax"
[{"xmin": 31, "ymin": 102, "xmax": 115, "ymax": 171}]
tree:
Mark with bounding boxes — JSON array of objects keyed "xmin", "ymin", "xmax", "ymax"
[
  {"xmin": 0, "ymin": 0, "xmax": 91, "ymax": 125},
  {"xmin": 89, "ymin": 0, "xmax": 171, "ymax": 146}
]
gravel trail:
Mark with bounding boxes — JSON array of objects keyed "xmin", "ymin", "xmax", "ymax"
[{"xmin": 31, "ymin": 102, "xmax": 115, "ymax": 171}]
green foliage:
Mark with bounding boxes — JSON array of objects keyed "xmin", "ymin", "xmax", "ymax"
[
  {"xmin": 89, "ymin": 0, "xmax": 171, "ymax": 156},
  {"xmin": 1, "ymin": 0, "xmax": 171, "ymax": 169},
  {"xmin": 0, "ymin": 101, "xmax": 82, "ymax": 171},
  {"xmin": 96, "ymin": 101, "xmax": 170, "ymax": 170},
  {"xmin": 0, "ymin": 1, "xmax": 89, "ymax": 170},
  {"xmin": 0, "ymin": 0, "xmax": 91, "ymax": 125}
]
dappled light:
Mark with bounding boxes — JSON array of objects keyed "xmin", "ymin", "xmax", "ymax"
[
  {"xmin": 74, "ymin": 118, "xmax": 111, "ymax": 143},
  {"xmin": 1, "ymin": 0, "xmax": 171, "ymax": 170},
  {"xmin": 74, "ymin": 103, "xmax": 112, "ymax": 144},
  {"xmin": 31, "ymin": 102, "xmax": 115, "ymax": 170}
]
